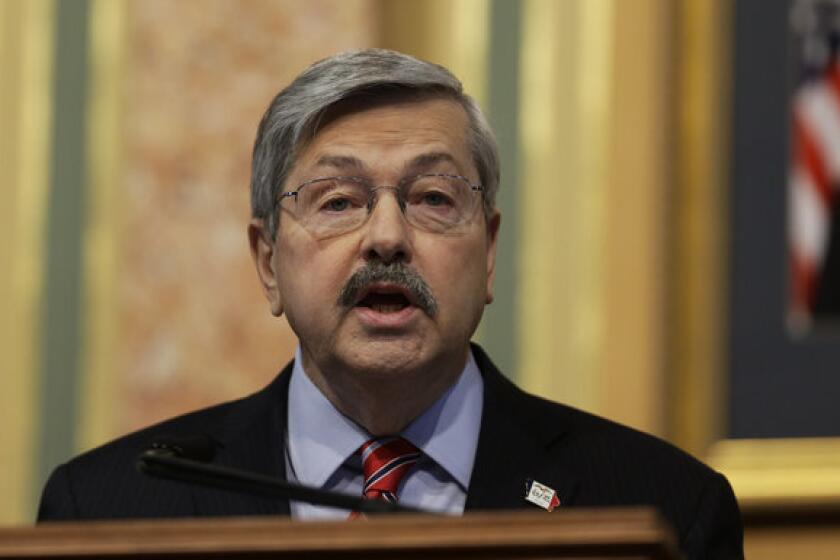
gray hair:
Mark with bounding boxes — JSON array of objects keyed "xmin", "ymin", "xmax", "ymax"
[{"xmin": 250, "ymin": 48, "xmax": 500, "ymax": 238}]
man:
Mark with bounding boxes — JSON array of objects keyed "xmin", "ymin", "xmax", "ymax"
[{"xmin": 39, "ymin": 49, "xmax": 743, "ymax": 558}]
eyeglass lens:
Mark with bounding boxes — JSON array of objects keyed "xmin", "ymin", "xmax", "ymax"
[{"xmin": 285, "ymin": 175, "xmax": 479, "ymax": 237}]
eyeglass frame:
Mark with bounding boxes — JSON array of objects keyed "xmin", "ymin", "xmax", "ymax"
[{"xmin": 278, "ymin": 173, "xmax": 486, "ymax": 236}]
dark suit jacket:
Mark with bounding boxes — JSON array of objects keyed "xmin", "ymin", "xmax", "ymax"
[{"xmin": 39, "ymin": 345, "xmax": 743, "ymax": 559}]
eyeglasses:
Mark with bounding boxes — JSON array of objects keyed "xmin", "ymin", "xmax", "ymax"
[{"xmin": 279, "ymin": 173, "xmax": 484, "ymax": 239}]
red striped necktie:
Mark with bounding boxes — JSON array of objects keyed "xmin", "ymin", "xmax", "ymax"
[{"xmin": 350, "ymin": 437, "xmax": 420, "ymax": 517}]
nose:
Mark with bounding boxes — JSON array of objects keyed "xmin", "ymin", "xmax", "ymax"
[{"xmin": 359, "ymin": 188, "xmax": 413, "ymax": 264}]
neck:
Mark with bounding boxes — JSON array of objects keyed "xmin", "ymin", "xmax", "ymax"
[{"xmin": 299, "ymin": 347, "xmax": 467, "ymax": 435}]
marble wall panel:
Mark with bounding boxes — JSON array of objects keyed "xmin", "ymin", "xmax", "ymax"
[{"xmin": 119, "ymin": 0, "xmax": 376, "ymax": 433}]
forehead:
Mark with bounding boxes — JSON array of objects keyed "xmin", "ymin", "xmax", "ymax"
[{"xmin": 292, "ymin": 97, "xmax": 473, "ymax": 176}]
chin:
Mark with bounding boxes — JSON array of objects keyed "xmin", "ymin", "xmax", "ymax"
[{"xmin": 339, "ymin": 337, "xmax": 430, "ymax": 377}]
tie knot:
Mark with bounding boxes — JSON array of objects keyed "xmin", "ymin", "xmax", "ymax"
[{"xmin": 359, "ymin": 437, "xmax": 421, "ymax": 502}]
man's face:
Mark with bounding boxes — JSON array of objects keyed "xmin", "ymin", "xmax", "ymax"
[{"xmin": 251, "ymin": 96, "xmax": 499, "ymax": 382}]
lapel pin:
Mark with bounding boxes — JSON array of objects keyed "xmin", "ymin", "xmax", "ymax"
[{"xmin": 524, "ymin": 478, "xmax": 561, "ymax": 512}]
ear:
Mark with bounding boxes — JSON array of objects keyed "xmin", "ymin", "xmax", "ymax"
[
  {"xmin": 248, "ymin": 218, "xmax": 284, "ymax": 317},
  {"xmin": 484, "ymin": 211, "xmax": 501, "ymax": 305}
]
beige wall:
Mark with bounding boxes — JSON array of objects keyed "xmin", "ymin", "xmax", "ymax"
[{"xmin": 106, "ymin": 0, "xmax": 377, "ymax": 439}]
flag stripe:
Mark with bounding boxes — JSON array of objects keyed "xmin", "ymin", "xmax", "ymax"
[
  {"xmin": 790, "ymin": 166, "xmax": 831, "ymax": 264},
  {"xmin": 794, "ymin": 113, "xmax": 834, "ymax": 207},
  {"xmin": 789, "ymin": 44, "xmax": 840, "ymax": 317},
  {"xmin": 798, "ymin": 83, "xmax": 840, "ymax": 182}
]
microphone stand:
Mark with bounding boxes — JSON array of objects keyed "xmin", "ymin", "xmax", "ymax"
[{"xmin": 137, "ymin": 448, "xmax": 424, "ymax": 515}]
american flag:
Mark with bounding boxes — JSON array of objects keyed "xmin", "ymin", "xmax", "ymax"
[{"xmin": 789, "ymin": 0, "xmax": 840, "ymax": 327}]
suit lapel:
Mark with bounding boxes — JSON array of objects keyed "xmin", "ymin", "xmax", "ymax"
[
  {"xmin": 188, "ymin": 349, "xmax": 578, "ymax": 516},
  {"xmin": 191, "ymin": 364, "xmax": 293, "ymax": 517},
  {"xmin": 465, "ymin": 346, "xmax": 579, "ymax": 512}
]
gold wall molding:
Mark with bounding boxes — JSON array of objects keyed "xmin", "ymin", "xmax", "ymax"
[
  {"xmin": 518, "ymin": 0, "xmax": 672, "ymax": 437},
  {"xmin": 709, "ymin": 438, "xmax": 840, "ymax": 508},
  {"xmin": 77, "ymin": 0, "xmax": 127, "ymax": 453},
  {"xmin": 0, "ymin": 0, "xmax": 55, "ymax": 524},
  {"xmin": 600, "ymin": 0, "xmax": 672, "ymax": 436},
  {"xmin": 518, "ymin": 0, "xmax": 612, "ymax": 414},
  {"xmin": 672, "ymin": 0, "xmax": 731, "ymax": 457},
  {"xmin": 744, "ymin": 527, "xmax": 840, "ymax": 560}
]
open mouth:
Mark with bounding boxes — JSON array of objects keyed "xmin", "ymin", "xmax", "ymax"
[
  {"xmin": 356, "ymin": 291, "xmax": 413, "ymax": 314},
  {"xmin": 338, "ymin": 263, "xmax": 437, "ymax": 318}
]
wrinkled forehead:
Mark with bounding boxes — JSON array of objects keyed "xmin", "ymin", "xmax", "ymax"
[{"xmin": 296, "ymin": 89, "xmax": 470, "ymax": 160}]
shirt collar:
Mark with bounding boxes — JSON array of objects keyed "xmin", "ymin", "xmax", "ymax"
[
  {"xmin": 287, "ymin": 348, "xmax": 368, "ymax": 489},
  {"xmin": 286, "ymin": 347, "xmax": 484, "ymax": 491},
  {"xmin": 401, "ymin": 351, "xmax": 483, "ymax": 489}
]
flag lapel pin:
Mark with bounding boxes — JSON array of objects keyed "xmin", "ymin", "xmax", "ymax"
[{"xmin": 524, "ymin": 478, "xmax": 561, "ymax": 512}]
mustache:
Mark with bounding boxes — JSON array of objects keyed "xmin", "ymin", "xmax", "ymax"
[{"xmin": 337, "ymin": 262, "xmax": 438, "ymax": 316}]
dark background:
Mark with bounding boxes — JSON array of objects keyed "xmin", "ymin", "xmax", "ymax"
[{"xmin": 729, "ymin": 0, "xmax": 840, "ymax": 438}]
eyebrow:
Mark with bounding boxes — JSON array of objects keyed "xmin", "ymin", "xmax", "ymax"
[
  {"xmin": 406, "ymin": 151, "xmax": 458, "ymax": 170},
  {"xmin": 313, "ymin": 154, "xmax": 366, "ymax": 171},
  {"xmin": 312, "ymin": 151, "xmax": 460, "ymax": 176}
]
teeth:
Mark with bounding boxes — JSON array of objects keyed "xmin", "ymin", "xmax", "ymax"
[{"xmin": 372, "ymin": 303, "xmax": 405, "ymax": 313}]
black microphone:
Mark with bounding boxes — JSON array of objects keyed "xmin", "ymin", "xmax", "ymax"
[{"xmin": 136, "ymin": 435, "xmax": 424, "ymax": 515}]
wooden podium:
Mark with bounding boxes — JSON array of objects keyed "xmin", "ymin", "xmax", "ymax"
[{"xmin": 0, "ymin": 508, "xmax": 680, "ymax": 559}]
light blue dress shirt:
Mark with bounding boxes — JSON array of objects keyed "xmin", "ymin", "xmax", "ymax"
[{"xmin": 285, "ymin": 347, "xmax": 484, "ymax": 519}]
